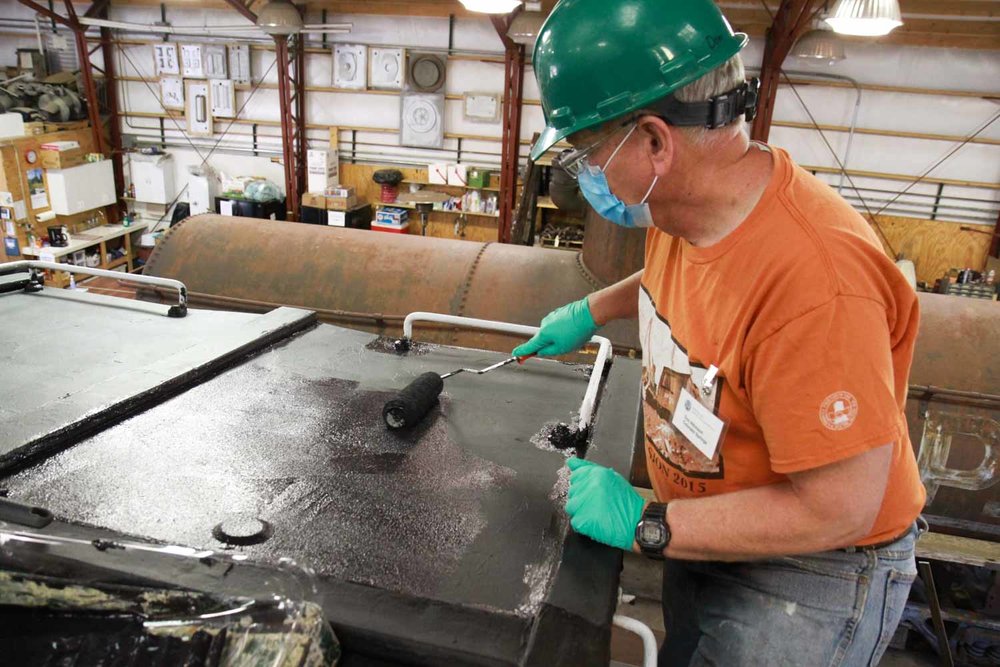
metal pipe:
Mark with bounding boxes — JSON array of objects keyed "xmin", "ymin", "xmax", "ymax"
[
  {"xmin": 612, "ymin": 615, "xmax": 658, "ymax": 667},
  {"xmin": 750, "ymin": 68, "xmax": 863, "ymax": 194},
  {"xmin": 403, "ymin": 311, "xmax": 612, "ymax": 430},
  {"xmin": 2, "ymin": 260, "xmax": 187, "ymax": 317},
  {"xmin": 77, "ymin": 16, "xmax": 352, "ymax": 35}
]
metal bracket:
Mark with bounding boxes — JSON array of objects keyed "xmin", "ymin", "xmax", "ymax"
[{"xmin": 0, "ymin": 260, "xmax": 189, "ymax": 318}]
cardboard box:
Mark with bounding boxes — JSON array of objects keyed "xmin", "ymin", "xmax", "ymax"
[
  {"xmin": 376, "ymin": 207, "xmax": 408, "ymax": 226},
  {"xmin": 467, "ymin": 168, "xmax": 490, "ymax": 189},
  {"xmin": 372, "ymin": 219, "xmax": 409, "ymax": 234},
  {"xmin": 326, "ymin": 203, "xmax": 372, "ymax": 229},
  {"xmin": 427, "ymin": 163, "xmax": 448, "ymax": 185},
  {"xmin": 41, "ymin": 143, "xmax": 86, "ymax": 170},
  {"xmin": 307, "ymin": 149, "xmax": 339, "ymax": 194},
  {"xmin": 302, "ymin": 192, "xmax": 328, "ymax": 209},
  {"xmin": 447, "ymin": 164, "xmax": 468, "ymax": 187},
  {"xmin": 326, "ymin": 194, "xmax": 358, "ymax": 211},
  {"xmin": 326, "ymin": 185, "xmax": 355, "ymax": 198}
]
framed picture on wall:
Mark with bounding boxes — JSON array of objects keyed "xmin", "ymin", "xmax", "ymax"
[
  {"xmin": 210, "ymin": 79, "xmax": 235, "ymax": 118},
  {"xmin": 186, "ymin": 81, "xmax": 213, "ymax": 137},
  {"xmin": 160, "ymin": 76, "xmax": 184, "ymax": 110},
  {"xmin": 153, "ymin": 43, "xmax": 180, "ymax": 75}
]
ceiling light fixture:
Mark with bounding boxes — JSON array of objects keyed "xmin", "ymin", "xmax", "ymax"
[
  {"xmin": 256, "ymin": 0, "xmax": 303, "ymax": 36},
  {"xmin": 826, "ymin": 0, "xmax": 903, "ymax": 37},
  {"xmin": 507, "ymin": 11, "xmax": 546, "ymax": 46},
  {"xmin": 792, "ymin": 29, "xmax": 846, "ymax": 63},
  {"xmin": 460, "ymin": 0, "xmax": 523, "ymax": 15}
]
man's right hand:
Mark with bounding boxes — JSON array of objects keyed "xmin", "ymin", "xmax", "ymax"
[{"xmin": 513, "ymin": 297, "xmax": 600, "ymax": 357}]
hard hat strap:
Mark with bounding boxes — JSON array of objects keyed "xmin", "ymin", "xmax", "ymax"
[{"xmin": 646, "ymin": 78, "xmax": 760, "ymax": 130}]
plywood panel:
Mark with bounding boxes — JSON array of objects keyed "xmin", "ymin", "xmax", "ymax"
[
  {"xmin": 1, "ymin": 127, "xmax": 101, "ymax": 263},
  {"xmin": 868, "ymin": 214, "xmax": 992, "ymax": 284}
]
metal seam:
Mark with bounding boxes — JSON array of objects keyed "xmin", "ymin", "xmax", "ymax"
[
  {"xmin": 142, "ymin": 214, "xmax": 192, "ymax": 276},
  {"xmin": 575, "ymin": 252, "xmax": 605, "ymax": 291},
  {"xmin": 452, "ymin": 241, "xmax": 492, "ymax": 344}
]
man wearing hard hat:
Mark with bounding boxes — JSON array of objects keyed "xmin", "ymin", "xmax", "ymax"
[{"xmin": 513, "ymin": 0, "xmax": 925, "ymax": 663}]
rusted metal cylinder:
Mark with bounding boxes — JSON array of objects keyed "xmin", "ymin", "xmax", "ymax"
[
  {"xmin": 580, "ymin": 212, "xmax": 646, "ymax": 286},
  {"xmin": 143, "ymin": 215, "xmax": 641, "ymax": 354}
]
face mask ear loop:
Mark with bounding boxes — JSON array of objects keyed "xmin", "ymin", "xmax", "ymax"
[
  {"xmin": 601, "ymin": 123, "xmax": 638, "ymax": 171},
  {"xmin": 640, "ymin": 175, "xmax": 659, "ymax": 204}
]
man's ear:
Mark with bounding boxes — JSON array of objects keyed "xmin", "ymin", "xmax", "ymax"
[{"xmin": 636, "ymin": 115, "xmax": 674, "ymax": 178}]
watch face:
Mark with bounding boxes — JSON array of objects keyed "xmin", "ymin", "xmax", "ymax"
[{"xmin": 640, "ymin": 521, "xmax": 666, "ymax": 545}]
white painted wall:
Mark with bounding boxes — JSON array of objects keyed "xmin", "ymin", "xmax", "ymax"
[{"xmin": 0, "ymin": 2, "xmax": 996, "ymax": 222}]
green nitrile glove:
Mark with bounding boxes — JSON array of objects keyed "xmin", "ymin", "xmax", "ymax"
[
  {"xmin": 564, "ymin": 457, "xmax": 645, "ymax": 551},
  {"xmin": 512, "ymin": 297, "xmax": 599, "ymax": 358}
]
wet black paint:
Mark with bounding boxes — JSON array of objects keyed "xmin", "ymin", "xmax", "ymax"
[{"xmin": 3, "ymin": 325, "xmax": 607, "ymax": 618}]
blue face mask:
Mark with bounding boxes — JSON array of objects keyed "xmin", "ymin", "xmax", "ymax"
[{"xmin": 577, "ymin": 125, "xmax": 659, "ymax": 229}]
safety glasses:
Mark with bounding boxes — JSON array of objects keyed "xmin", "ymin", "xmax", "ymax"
[{"xmin": 555, "ymin": 120, "xmax": 636, "ymax": 178}]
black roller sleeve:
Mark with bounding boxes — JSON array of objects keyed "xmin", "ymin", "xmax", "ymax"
[{"xmin": 383, "ymin": 372, "xmax": 445, "ymax": 430}]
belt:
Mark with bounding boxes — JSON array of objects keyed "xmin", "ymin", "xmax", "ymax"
[{"xmin": 839, "ymin": 523, "xmax": 918, "ymax": 553}]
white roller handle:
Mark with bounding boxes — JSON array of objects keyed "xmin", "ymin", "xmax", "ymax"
[
  {"xmin": 3, "ymin": 260, "xmax": 188, "ymax": 316},
  {"xmin": 402, "ymin": 311, "xmax": 611, "ymax": 429}
]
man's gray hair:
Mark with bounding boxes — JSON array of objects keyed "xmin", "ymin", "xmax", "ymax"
[{"xmin": 663, "ymin": 54, "xmax": 748, "ymax": 143}]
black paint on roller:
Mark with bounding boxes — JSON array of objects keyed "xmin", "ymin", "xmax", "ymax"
[{"xmin": 383, "ymin": 372, "xmax": 445, "ymax": 430}]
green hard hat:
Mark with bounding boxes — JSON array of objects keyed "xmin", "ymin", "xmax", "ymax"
[{"xmin": 530, "ymin": 0, "xmax": 749, "ymax": 161}]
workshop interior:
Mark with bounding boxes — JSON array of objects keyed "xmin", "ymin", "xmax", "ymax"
[{"xmin": 0, "ymin": 0, "xmax": 997, "ymax": 665}]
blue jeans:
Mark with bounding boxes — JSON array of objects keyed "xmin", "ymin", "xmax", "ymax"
[{"xmin": 659, "ymin": 525, "xmax": 918, "ymax": 666}]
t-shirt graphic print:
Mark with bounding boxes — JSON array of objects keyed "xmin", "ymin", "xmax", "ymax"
[{"xmin": 640, "ymin": 287, "xmax": 724, "ymax": 482}]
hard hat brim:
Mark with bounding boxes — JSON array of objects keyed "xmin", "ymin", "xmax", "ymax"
[{"xmin": 530, "ymin": 125, "xmax": 565, "ymax": 162}]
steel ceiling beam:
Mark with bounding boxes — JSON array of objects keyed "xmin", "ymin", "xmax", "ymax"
[
  {"xmin": 99, "ymin": 25, "xmax": 126, "ymax": 206},
  {"xmin": 83, "ymin": 0, "xmax": 112, "ymax": 19},
  {"xmin": 221, "ymin": 0, "xmax": 258, "ymax": 23},
  {"xmin": 274, "ymin": 31, "xmax": 307, "ymax": 222},
  {"xmin": 491, "ymin": 11, "xmax": 525, "ymax": 244},
  {"xmin": 15, "ymin": 0, "xmax": 71, "ymax": 27},
  {"xmin": 751, "ymin": 0, "xmax": 824, "ymax": 142}
]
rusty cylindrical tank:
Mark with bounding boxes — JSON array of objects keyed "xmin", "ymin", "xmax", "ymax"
[
  {"xmin": 145, "ymin": 214, "xmax": 1000, "ymax": 537},
  {"xmin": 142, "ymin": 214, "xmax": 641, "ymax": 355}
]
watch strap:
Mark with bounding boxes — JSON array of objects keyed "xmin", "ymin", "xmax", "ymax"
[{"xmin": 637, "ymin": 502, "xmax": 669, "ymax": 559}]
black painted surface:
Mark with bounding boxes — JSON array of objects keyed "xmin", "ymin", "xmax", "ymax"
[
  {"xmin": 2, "ymin": 317, "xmax": 643, "ymax": 665},
  {"xmin": 5, "ymin": 325, "xmax": 629, "ymax": 608}
]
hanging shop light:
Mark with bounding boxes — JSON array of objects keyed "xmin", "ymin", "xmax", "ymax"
[
  {"xmin": 792, "ymin": 29, "xmax": 847, "ymax": 63},
  {"xmin": 460, "ymin": 0, "xmax": 523, "ymax": 14},
  {"xmin": 825, "ymin": 0, "xmax": 903, "ymax": 37},
  {"xmin": 256, "ymin": 0, "xmax": 303, "ymax": 35},
  {"xmin": 507, "ymin": 10, "xmax": 546, "ymax": 45}
]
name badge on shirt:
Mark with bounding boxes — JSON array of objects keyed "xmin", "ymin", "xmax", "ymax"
[{"xmin": 672, "ymin": 387, "xmax": 725, "ymax": 460}]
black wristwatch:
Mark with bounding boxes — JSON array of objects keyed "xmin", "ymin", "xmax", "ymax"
[{"xmin": 635, "ymin": 502, "xmax": 670, "ymax": 559}]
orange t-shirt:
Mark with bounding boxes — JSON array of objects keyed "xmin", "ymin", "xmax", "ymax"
[{"xmin": 639, "ymin": 145, "xmax": 925, "ymax": 546}]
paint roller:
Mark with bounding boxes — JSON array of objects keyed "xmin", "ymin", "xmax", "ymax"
[{"xmin": 382, "ymin": 355, "xmax": 534, "ymax": 430}]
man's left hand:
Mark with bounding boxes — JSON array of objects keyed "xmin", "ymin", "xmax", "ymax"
[{"xmin": 565, "ymin": 457, "xmax": 645, "ymax": 551}]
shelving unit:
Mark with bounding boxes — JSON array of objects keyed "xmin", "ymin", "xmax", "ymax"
[
  {"xmin": 401, "ymin": 179, "xmax": 501, "ymax": 193},
  {"xmin": 376, "ymin": 202, "xmax": 498, "ymax": 218},
  {"xmin": 20, "ymin": 222, "xmax": 149, "ymax": 288}
]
